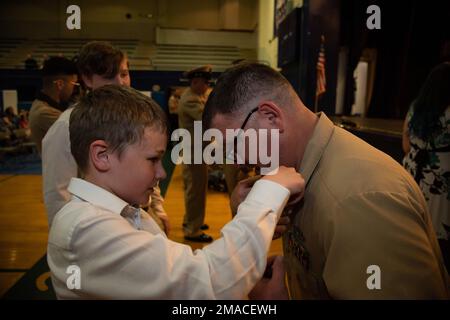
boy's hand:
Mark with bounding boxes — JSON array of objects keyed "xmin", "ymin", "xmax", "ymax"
[
  {"xmin": 261, "ymin": 166, "xmax": 305, "ymax": 205},
  {"xmin": 230, "ymin": 167, "xmax": 303, "ymax": 239},
  {"xmin": 248, "ymin": 255, "xmax": 289, "ymax": 300}
]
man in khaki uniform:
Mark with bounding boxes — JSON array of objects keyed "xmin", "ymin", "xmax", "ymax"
[
  {"xmin": 204, "ymin": 63, "xmax": 449, "ymax": 299},
  {"xmin": 178, "ymin": 66, "xmax": 213, "ymax": 242},
  {"xmin": 29, "ymin": 56, "xmax": 78, "ymax": 154}
]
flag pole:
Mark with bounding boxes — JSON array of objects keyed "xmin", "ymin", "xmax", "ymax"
[{"xmin": 315, "ymin": 35, "xmax": 326, "ymax": 113}]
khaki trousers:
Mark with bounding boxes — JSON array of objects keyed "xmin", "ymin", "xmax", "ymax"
[{"xmin": 182, "ymin": 163, "xmax": 208, "ymax": 236}]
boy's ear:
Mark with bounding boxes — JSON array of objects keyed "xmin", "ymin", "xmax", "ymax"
[
  {"xmin": 81, "ymin": 74, "xmax": 93, "ymax": 90},
  {"xmin": 258, "ymin": 101, "xmax": 285, "ymax": 133},
  {"xmin": 89, "ymin": 140, "xmax": 111, "ymax": 172}
]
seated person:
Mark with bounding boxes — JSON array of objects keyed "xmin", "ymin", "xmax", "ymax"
[
  {"xmin": 18, "ymin": 110, "xmax": 29, "ymax": 129},
  {"xmin": 3, "ymin": 107, "xmax": 20, "ymax": 129},
  {"xmin": 47, "ymin": 85, "xmax": 305, "ymax": 299}
]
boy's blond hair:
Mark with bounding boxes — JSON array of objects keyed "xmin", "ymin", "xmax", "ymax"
[{"xmin": 69, "ymin": 85, "xmax": 167, "ymax": 174}]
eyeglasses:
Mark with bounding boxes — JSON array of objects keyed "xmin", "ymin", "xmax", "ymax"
[
  {"xmin": 53, "ymin": 80, "xmax": 80, "ymax": 87},
  {"xmin": 225, "ymin": 107, "xmax": 259, "ymax": 163}
]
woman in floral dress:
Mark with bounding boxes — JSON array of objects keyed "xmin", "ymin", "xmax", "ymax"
[{"xmin": 402, "ymin": 62, "xmax": 450, "ymax": 271}]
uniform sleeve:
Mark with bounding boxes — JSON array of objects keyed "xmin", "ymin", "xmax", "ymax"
[
  {"xmin": 42, "ymin": 118, "xmax": 78, "ymax": 226},
  {"xmin": 63, "ymin": 180, "xmax": 290, "ymax": 299},
  {"xmin": 322, "ymin": 191, "xmax": 449, "ymax": 299}
]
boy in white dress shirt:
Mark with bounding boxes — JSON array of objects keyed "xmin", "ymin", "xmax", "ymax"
[
  {"xmin": 47, "ymin": 84, "xmax": 305, "ymax": 299},
  {"xmin": 42, "ymin": 41, "xmax": 169, "ymax": 234}
]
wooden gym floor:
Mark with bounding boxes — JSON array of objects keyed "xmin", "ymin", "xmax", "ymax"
[{"xmin": 0, "ymin": 165, "xmax": 283, "ymax": 298}]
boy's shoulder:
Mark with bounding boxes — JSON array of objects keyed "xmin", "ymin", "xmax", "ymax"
[
  {"xmin": 54, "ymin": 106, "xmax": 75, "ymax": 126},
  {"xmin": 48, "ymin": 198, "xmax": 124, "ymax": 250}
]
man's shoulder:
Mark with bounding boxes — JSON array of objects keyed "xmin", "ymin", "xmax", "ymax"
[
  {"xmin": 313, "ymin": 126, "xmax": 421, "ymax": 204},
  {"xmin": 29, "ymin": 99, "xmax": 60, "ymax": 118},
  {"xmin": 30, "ymin": 98, "xmax": 49, "ymax": 110},
  {"xmin": 322, "ymin": 126, "xmax": 405, "ymax": 178}
]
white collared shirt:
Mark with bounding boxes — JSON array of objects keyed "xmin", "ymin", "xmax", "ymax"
[
  {"xmin": 48, "ymin": 177, "xmax": 289, "ymax": 299},
  {"xmin": 41, "ymin": 107, "xmax": 166, "ymax": 227},
  {"xmin": 42, "ymin": 108, "xmax": 76, "ymax": 226}
]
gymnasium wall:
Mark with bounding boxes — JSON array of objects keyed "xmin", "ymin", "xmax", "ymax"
[{"xmin": 0, "ymin": 0, "xmax": 257, "ymax": 42}]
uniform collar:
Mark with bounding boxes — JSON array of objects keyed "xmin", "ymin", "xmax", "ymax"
[
  {"xmin": 298, "ymin": 112, "xmax": 335, "ymax": 185},
  {"xmin": 67, "ymin": 177, "xmax": 130, "ymax": 215}
]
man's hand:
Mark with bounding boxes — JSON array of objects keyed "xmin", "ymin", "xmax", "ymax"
[
  {"xmin": 248, "ymin": 256, "xmax": 289, "ymax": 300},
  {"xmin": 230, "ymin": 175, "xmax": 261, "ymax": 215},
  {"xmin": 230, "ymin": 166, "xmax": 303, "ymax": 239},
  {"xmin": 230, "ymin": 175, "xmax": 290, "ymax": 239},
  {"xmin": 273, "ymin": 215, "xmax": 290, "ymax": 240}
]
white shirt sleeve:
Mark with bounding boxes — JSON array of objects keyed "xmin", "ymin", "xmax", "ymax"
[
  {"xmin": 48, "ymin": 180, "xmax": 289, "ymax": 299},
  {"xmin": 42, "ymin": 112, "xmax": 78, "ymax": 226}
]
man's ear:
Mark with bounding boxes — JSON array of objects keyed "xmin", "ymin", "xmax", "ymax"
[
  {"xmin": 257, "ymin": 101, "xmax": 285, "ymax": 133},
  {"xmin": 89, "ymin": 140, "xmax": 111, "ymax": 172},
  {"xmin": 81, "ymin": 74, "xmax": 93, "ymax": 90}
]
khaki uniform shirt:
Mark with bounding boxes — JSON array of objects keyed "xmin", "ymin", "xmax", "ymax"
[
  {"xmin": 284, "ymin": 113, "xmax": 449, "ymax": 299},
  {"xmin": 178, "ymin": 87, "xmax": 211, "ymax": 135},
  {"xmin": 29, "ymin": 95, "xmax": 61, "ymax": 154}
]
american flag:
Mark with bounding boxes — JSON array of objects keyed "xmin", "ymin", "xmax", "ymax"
[{"xmin": 316, "ymin": 37, "xmax": 326, "ymax": 97}]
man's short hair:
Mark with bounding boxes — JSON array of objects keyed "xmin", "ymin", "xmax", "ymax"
[
  {"xmin": 69, "ymin": 85, "xmax": 168, "ymax": 174},
  {"xmin": 42, "ymin": 56, "xmax": 77, "ymax": 77},
  {"xmin": 203, "ymin": 63, "xmax": 291, "ymax": 129},
  {"xmin": 77, "ymin": 41, "xmax": 126, "ymax": 79}
]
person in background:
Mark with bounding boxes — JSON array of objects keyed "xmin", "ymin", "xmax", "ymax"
[
  {"xmin": 24, "ymin": 53, "xmax": 38, "ymax": 70},
  {"xmin": 18, "ymin": 110, "xmax": 29, "ymax": 129},
  {"xmin": 4, "ymin": 107, "xmax": 20, "ymax": 129},
  {"xmin": 168, "ymin": 87, "xmax": 181, "ymax": 132},
  {"xmin": 28, "ymin": 56, "xmax": 78, "ymax": 154},
  {"xmin": 178, "ymin": 65, "xmax": 213, "ymax": 242},
  {"xmin": 402, "ymin": 62, "xmax": 450, "ymax": 271},
  {"xmin": 0, "ymin": 110, "xmax": 12, "ymax": 136}
]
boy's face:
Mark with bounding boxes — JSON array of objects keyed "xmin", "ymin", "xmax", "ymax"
[
  {"xmin": 83, "ymin": 58, "xmax": 131, "ymax": 90},
  {"xmin": 108, "ymin": 127, "xmax": 167, "ymax": 206}
]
